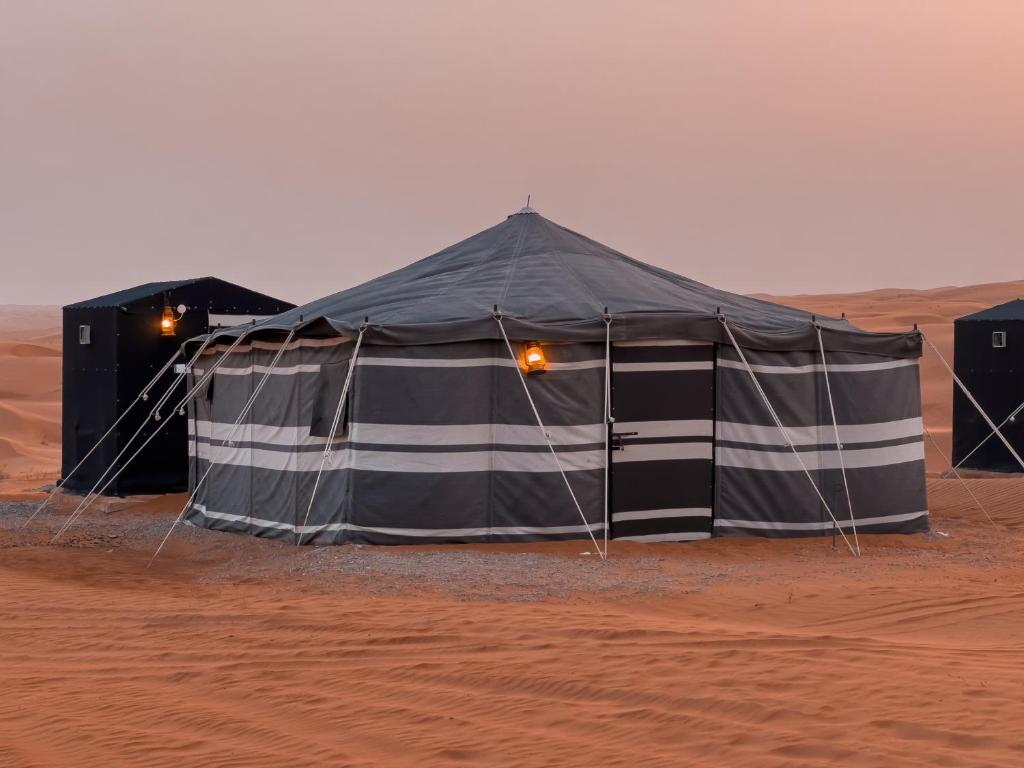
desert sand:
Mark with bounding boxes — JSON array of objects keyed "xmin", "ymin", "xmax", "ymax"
[
  {"xmin": 1, "ymin": 287, "xmax": 1023, "ymax": 767},
  {"xmin": 0, "ymin": 306, "xmax": 61, "ymax": 497}
]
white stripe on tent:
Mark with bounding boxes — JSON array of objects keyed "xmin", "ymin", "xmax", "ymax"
[
  {"xmin": 717, "ymin": 417, "xmax": 923, "ymax": 447},
  {"xmin": 350, "ymin": 422, "xmax": 605, "ymax": 446},
  {"xmin": 207, "ymin": 313, "xmax": 273, "ymax": 328},
  {"xmin": 614, "ymin": 531, "xmax": 712, "ymax": 542},
  {"xmin": 612, "ymin": 443, "xmax": 712, "ymax": 463},
  {"xmin": 613, "ymin": 340, "xmax": 712, "ymax": 347},
  {"xmin": 192, "ymin": 443, "xmax": 606, "ymax": 473},
  {"xmin": 212, "ymin": 363, "xmax": 323, "ymax": 376},
  {"xmin": 716, "ymin": 441, "xmax": 924, "ymax": 471},
  {"xmin": 356, "ymin": 357, "xmax": 605, "ymax": 370},
  {"xmin": 611, "ymin": 508, "xmax": 711, "ymax": 522},
  {"xmin": 613, "ymin": 361, "xmax": 713, "ymax": 372},
  {"xmin": 190, "ymin": 420, "xmax": 605, "ymax": 447},
  {"xmin": 714, "ymin": 509, "xmax": 928, "ymax": 531},
  {"xmin": 716, "ymin": 358, "xmax": 917, "ymax": 375},
  {"xmin": 191, "ymin": 503, "xmax": 605, "ymax": 537},
  {"xmin": 212, "ymin": 357, "xmax": 606, "ymax": 375},
  {"xmin": 613, "ymin": 419, "xmax": 714, "ymax": 439}
]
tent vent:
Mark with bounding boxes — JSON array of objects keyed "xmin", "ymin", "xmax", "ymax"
[
  {"xmin": 78, "ymin": 325, "xmax": 91, "ymax": 345},
  {"xmin": 993, "ymin": 331, "xmax": 1007, "ymax": 349}
]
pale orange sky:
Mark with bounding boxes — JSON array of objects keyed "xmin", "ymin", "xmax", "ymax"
[{"xmin": 1, "ymin": 1, "xmax": 1022, "ymax": 306}]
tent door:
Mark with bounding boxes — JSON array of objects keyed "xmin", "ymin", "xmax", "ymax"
[{"xmin": 609, "ymin": 341, "xmax": 715, "ymax": 541}]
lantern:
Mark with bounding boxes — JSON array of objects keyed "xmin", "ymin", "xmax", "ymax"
[
  {"xmin": 523, "ymin": 341, "xmax": 547, "ymax": 376},
  {"xmin": 159, "ymin": 302, "xmax": 187, "ymax": 336},
  {"xmin": 160, "ymin": 305, "xmax": 176, "ymax": 336}
]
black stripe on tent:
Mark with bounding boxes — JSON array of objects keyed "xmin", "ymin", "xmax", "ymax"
[
  {"xmin": 611, "ymin": 345, "xmax": 714, "ymax": 364},
  {"xmin": 612, "ymin": 513, "xmax": 711, "ymax": 539},
  {"xmin": 611, "ymin": 371, "xmax": 714, "ymax": 423},
  {"xmin": 611, "ymin": 459, "xmax": 713, "ymax": 512}
]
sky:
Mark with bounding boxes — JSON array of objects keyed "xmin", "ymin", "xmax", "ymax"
[{"xmin": 1, "ymin": 1, "xmax": 1022, "ymax": 306}]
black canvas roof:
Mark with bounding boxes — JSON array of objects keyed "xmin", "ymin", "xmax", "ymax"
[
  {"xmin": 208, "ymin": 209, "xmax": 922, "ymax": 357},
  {"xmin": 65, "ymin": 278, "xmax": 213, "ymax": 309},
  {"xmin": 958, "ymin": 299, "xmax": 1024, "ymax": 322},
  {"xmin": 64, "ymin": 276, "xmax": 292, "ymax": 311}
]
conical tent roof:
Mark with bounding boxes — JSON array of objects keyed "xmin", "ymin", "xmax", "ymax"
[{"xmin": 219, "ymin": 208, "xmax": 921, "ymax": 357}]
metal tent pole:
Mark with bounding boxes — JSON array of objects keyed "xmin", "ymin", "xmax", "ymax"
[
  {"xmin": 720, "ymin": 316, "xmax": 858, "ymax": 557},
  {"xmin": 494, "ymin": 313, "xmax": 605, "ymax": 559}
]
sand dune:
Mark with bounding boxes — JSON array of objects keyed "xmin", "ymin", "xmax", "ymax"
[{"xmin": 0, "ymin": 310, "xmax": 61, "ymax": 494}]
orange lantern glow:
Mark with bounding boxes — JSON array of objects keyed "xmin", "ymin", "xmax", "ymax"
[
  {"xmin": 523, "ymin": 341, "xmax": 547, "ymax": 376},
  {"xmin": 160, "ymin": 305, "xmax": 176, "ymax": 336}
]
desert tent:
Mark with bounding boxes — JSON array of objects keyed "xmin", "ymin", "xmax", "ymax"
[{"xmin": 182, "ymin": 207, "xmax": 928, "ymax": 548}]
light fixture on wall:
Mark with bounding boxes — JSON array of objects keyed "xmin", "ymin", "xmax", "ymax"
[
  {"xmin": 523, "ymin": 341, "xmax": 547, "ymax": 376},
  {"xmin": 160, "ymin": 301, "xmax": 188, "ymax": 336}
]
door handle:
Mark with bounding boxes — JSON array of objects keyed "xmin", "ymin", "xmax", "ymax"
[{"xmin": 610, "ymin": 431, "xmax": 638, "ymax": 450}]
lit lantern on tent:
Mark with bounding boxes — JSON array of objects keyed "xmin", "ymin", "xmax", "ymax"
[
  {"xmin": 523, "ymin": 341, "xmax": 547, "ymax": 376},
  {"xmin": 160, "ymin": 305, "xmax": 176, "ymax": 336}
]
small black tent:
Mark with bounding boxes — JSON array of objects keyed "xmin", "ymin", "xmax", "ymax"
[
  {"xmin": 62, "ymin": 277, "xmax": 294, "ymax": 495},
  {"xmin": 952, "ymin": 299, "xmax": 1024, "ymax": 472},
  {"xmin": 183, "ymin": 209, "xmax": 928, "ymax": 545}
]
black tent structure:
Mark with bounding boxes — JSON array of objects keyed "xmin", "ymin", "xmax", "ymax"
[
  {"xmin": 62, "ymin": 278, "xmax": 294, "ymax": 496},
  {"xmin": 952, "ymin": 300, "xmax": 1024, "ymax": 473},
  {"xmin": 180, "ymin": 208, "xmax": 928, "ymax": 549}
]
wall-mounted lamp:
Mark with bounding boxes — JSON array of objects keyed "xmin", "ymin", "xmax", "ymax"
[
  {"xmin": 523, "ymin": 341, "xmax": 547, "ymax": 376},
  {"xmin": 160, "ymin": 303, "xmax": 188, "ymax": 336}
]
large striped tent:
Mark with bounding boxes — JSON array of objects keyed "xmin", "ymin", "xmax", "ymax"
[{"xmin": 185, "ymin": 207, "xmax": 928, "ymax": 546}]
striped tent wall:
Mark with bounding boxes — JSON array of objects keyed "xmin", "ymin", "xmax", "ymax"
[
  {"xmin": 187, "ymin": 337, "xmax": 608, "ymax": 544},
  {"xmin": 714, "ymin": 346, "xmax": 929, "ymax": 537}
]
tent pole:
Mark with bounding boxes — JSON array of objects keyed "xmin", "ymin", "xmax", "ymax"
[
  {"xmin": 815, "ymin": 325, "xmax": 861, "ymax": 555},
  {"xmin": 48, "ymin": 335, "xmax": 216, "ymax": 538},
  {"xmin": 297, "ymin": 326, "xmax": 366, "ymax": 546},
  {"xmin": 952, "ymin": 398, "xmax": 1024, "ymax": 471},
  {"xmin": 720, "ymin": 316, "xmax": 858, "ymax": 557},
  {"xmin": 494, "ymin": 314, "xmax": 606, "ymax": 560},
  {"xmin": 920, "ymin": 422, "xmax": 997, "ymax": 529},
  {"xmin": 922, "ymin": 330, "xmax": 1024, "ymax": 473},
  {"xmin": 603, "ymin": 312, "xmax": 613, "ymax": 559},
  {"xmin": 22, "ymin": 347, "xmax": 183, "ymax": 529},
  {"xmin": 51, "ymin": 331, "xmax": 247, "ymax": 542},
  {"xmin": 150, "ymin": 330, "xmax": 297, "ymax": 565}
]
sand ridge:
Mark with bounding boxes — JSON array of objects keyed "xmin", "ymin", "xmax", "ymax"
[{"xmin": 1, "ymin": 476, "xmax": 1023, "ymax": 767}]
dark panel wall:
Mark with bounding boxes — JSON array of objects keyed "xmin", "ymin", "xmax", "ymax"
[
  {"xmin": 61, "ymin": 308, "xmax": 120, "ymax": 492},
  {"xmin": 62, "ymin": 279, "xmax": 294, "ymax": 496},
  {"xmin": 952, "ymin": 319, "xmax": 1024, "ymax": 472}
]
